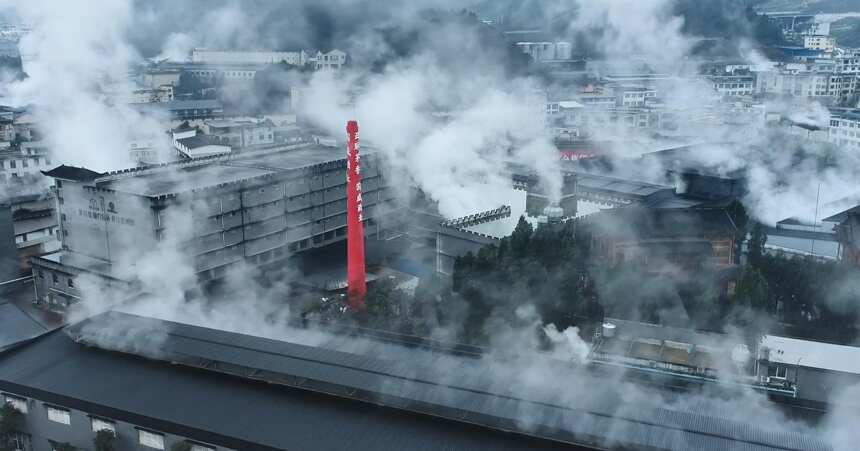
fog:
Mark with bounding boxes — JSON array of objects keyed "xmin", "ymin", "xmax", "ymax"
[{"xmin": 0, "ymin": 0, "xmax": 858, "ymax": 449}]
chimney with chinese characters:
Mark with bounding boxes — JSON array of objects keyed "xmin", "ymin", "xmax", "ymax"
[{"xmin": 346, "ymin": 120, "xmax": 366, "ymax": 310}]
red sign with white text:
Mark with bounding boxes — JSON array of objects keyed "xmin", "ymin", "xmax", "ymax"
[{"xmin": 346, "ymin": 120, "xmax": 366, "ymax": 310}]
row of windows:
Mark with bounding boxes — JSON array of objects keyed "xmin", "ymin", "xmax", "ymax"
[
  {"xmin": 3, "ymin": 394, "xmax": 214, "ymax": 451},
  {"xmin": 38, "ymin": 269, "xmax": 74, "ymax": 288},
  {"xmin": 0, "ymin": 156, "xmax": 51, "ymax": 170},
  {"xmin": 15, "ymin": 226, "xmax": 56, "ymax": 244}
]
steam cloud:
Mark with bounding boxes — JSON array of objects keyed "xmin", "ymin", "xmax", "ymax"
[{"xmin": 0, "ymin": 0, "xmax": 858, "ymax": 450}]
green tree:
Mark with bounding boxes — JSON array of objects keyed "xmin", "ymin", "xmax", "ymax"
[
  {"xmin": 93, "ymin": 429, "xmax": 117, "ymax": 451},
  {"xmin": 736, "ymin": 265, "xmax": 770, "ymax": 311},
  {"xmin": 509, "ymin": 215, "xmax": 533, "ymax": 256},
  {"xmin": 171, "ymin": 441, "xmax": 192, "ymax": 451},
  {"xmin": 0, "ymin": 404, "xmax": 24, "ymax": 451}
]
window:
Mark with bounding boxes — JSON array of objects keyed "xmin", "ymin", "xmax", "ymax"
[
  {"xmin": 3, "ymin": 394, "xmax": 28, "ymax": 413},
  {"xmin": 91, "ymin": 417, "xmax": 115, "ymax": 433},
  {"xmin": 767, "ymin": 364, "xmax": 788, "ymax": 379},
  {"xmin": 38, "ymin": 269, "xmax": 44, "ymax": 279},
  {"xmin": 9, "ymin": 160, "xmax": 14, "ymax": 168},
  {"xmin": 46, "ymin": 406, "xmax": 71, "ymax": 424},
  {"xmin": 67, "ymin": 278, "xmax": 74, "ymax": 288},
  {"xmin": 52, "ymin": 273, "xmax": 59, "ymax": 284},
  {"xmin": 61, "ymin": 213, "xmax": 66, "ymax": 222},
  {"xmin": 138, "ymin": 429, "xmax": 165, "ymax": 449},
  {"xmin": 190, "ymin": 444, "xmax": 215, "ymax": 451}
]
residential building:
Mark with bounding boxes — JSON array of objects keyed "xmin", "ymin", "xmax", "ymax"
[
  {"xmin": 140, "ymin": 69, "xmax": 181, "ymax": 88},
  {"xmin": 191, "ymin": 49, "xmax": 305, "ymax": 66},
  {"xmin": 756, "ymin": 69, "xmax": 838, "ymax": 99},
  {"xmin": 8, "ymin": 194, "xmax": 60, "ymax": 271},
  {"xmin": 31, "ymin": 144, "xmax": 395, "ymax": 309},
  {"xmin": 149, "ymin": 100, "xmax": 224, "ymax": 121},
  {"xmin": 828, "ymin": 108, "xmax": 860, "ymax": 149},
  {"xmin": 0, "ymin": 142, "xmax": 52, "ymax": 184},
  {"xmin": 546, "ymin": 100, "xmax": 584, "ymax": 127},
  {"xmin": 203, "ymin": 119, "xmax": 274, "ymax": 149},
  {"xmin": 310, "ymin": 49, "xmax": 347, "ymax": 71},
  {"xmin": 803, "ymin": 35, "xmax": 835, "ymax": 53},
  {"xmin": 515, "ymin": 41, "xmax": 573, "ymax": 61},
  {"xmin": 705, "ymin": 74, "xmax": 755, "ymax": 96},
  {"xmin": 585, "ymin": 206, "xmax": 741, "ymax": 270},
  {"xmin": 12, "ymin": 114, "xmax": 36, "ymax": 141},
  {"xmin": 0, "ymin": 116, "xmax": 15, "ymax": 142},
  {"xmin": 610, "ymin": 85, "xmax": 657, "ymax": 107},
  {"xmin": 824, "ymin": 204, "xmax": 860, "ymax": 266},
  {"xmin": 834, "ymin": 49, "xmax": 860, "ymax": 75},
  {"xmin": 180, "ymin": 64, "xmax": 263, "ymax": 82},
  {"xmin": 128, "ymin": 134, "xmax": 167, "ymax": 165},
  {"xmin": 174, "ymin": 134, "xmax": 231, "ymax": 159},
  {"xmin": 189, "ymin": 48, "xmax": 347, "ymax": 71}
]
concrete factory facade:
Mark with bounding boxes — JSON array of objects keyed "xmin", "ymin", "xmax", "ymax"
[{"xmin": 31, "ymin": 144, "xmax": 395, "ymax": 309}]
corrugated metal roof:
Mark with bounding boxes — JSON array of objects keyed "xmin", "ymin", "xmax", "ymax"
[{"xmin": 52, "ymin": 313, "xmax": 837, "ymax": 451}]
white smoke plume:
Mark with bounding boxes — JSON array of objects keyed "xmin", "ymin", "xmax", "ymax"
[
  {"xmin": 1, "ymin": 0, "xmax": 169, "ymax": 171},
  {"xmin": 302, "ymin": 58, "xmax": 562, "ymax": 218},
  {"xmin": 0, "ymin": 1, "xmax": 856, "ymax": 449}
]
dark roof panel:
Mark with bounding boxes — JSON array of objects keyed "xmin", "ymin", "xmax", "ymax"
[
  {"xmin": 41, "ymin": 165, "xmax": 104, "ymax": 181},
  {"xmin": 0, "ymin": 328, "xmax": 579, "ymax": 451}
]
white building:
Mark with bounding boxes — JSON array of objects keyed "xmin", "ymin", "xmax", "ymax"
[
  {"xmin": 546, "ymin": 100, "xmax": 584, "ymax": 127},
  {"xmin": 191, "ymin": 49, "xmax": 305, "ymax": 66},
  {"xmin": 141, "ymin": 70, "xmax": 181, "ymax": 89},
  {"xmin": 611, "ymin": 85, "xmax": 657, "ymax": 107},
  {"xmin": 829, "ymin": 109, "xmax": 860, "ymax": 149},
  {"xmin": 0, "ymin": 142, "xmax": 52, "ymax": 184},
  {"xmin": 705, "ymin": 74, "xmax": 755, "ymax": 96},
  {"xmin": 310, "ymin": 49, "xmax": 347, "ymax": 71},
  {"xmin": 190, "ymin": 48, "xmax": 347, "ymax": 71},
  {"xmin": 804, "ymin": 35, "xmax": 836, "ymax": 53},
  {"xmin": 835, "ymin": 49, "xmax": 860, "ymax": 75},
  {"xmin": 174, "ymin": 134, "xmax": 231, "ymax": 159},
  {"xmin": 756, "ymin": 69, "xmax": 839, "ymax": 99},
  {"xmin": 515, "ymin": 42, "xmax": 573, "ymax": 61},
  {"xmin": 203, "ymin": 119, "xmax": 275, "ymax": 149}
]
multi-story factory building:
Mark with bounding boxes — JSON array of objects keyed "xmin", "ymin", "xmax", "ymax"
[{"xmin": 31, "ymin": 144, "xmax": 394, "ymax": 309}]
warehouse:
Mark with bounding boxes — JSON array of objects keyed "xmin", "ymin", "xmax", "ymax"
[
  {"xmin": 31, "ymin": 144, "xmax": 395, "ymax": 309},
  {"xmin": 0, "ymin": 312, "xmax": 836, "ymax": 451}
]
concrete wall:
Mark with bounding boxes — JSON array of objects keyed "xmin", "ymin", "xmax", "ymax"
[
  {"xmin": 0, "ymin": 204, "xmax": 21, "ymax": 284},
  {"xmin": 57, "ymin": 180, "xmax": 157, "ymax": 263},
  {"xmin": 436, "ymin": 227, "xmax": 498, "ymax": 276},
  {"xmin": 2, "ymin": 390, "xmax": 228, "ymax": 451}
]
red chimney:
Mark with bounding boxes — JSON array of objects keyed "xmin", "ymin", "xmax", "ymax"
[{"xmin": 346, "ymin": 120, "xmax": 366, "ymax": 310}]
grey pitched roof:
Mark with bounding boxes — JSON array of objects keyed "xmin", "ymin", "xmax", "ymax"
[
  {"xmin": 0, "ymin": 302, "xmax": 47, "ymax": 351},
  {"xmin": 41, "ymin": 165, "xmax": 104, "ymax": 182},
  {"xmin": 0, "ymin": 323, "xmax": 581, "ymax": 451}
]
